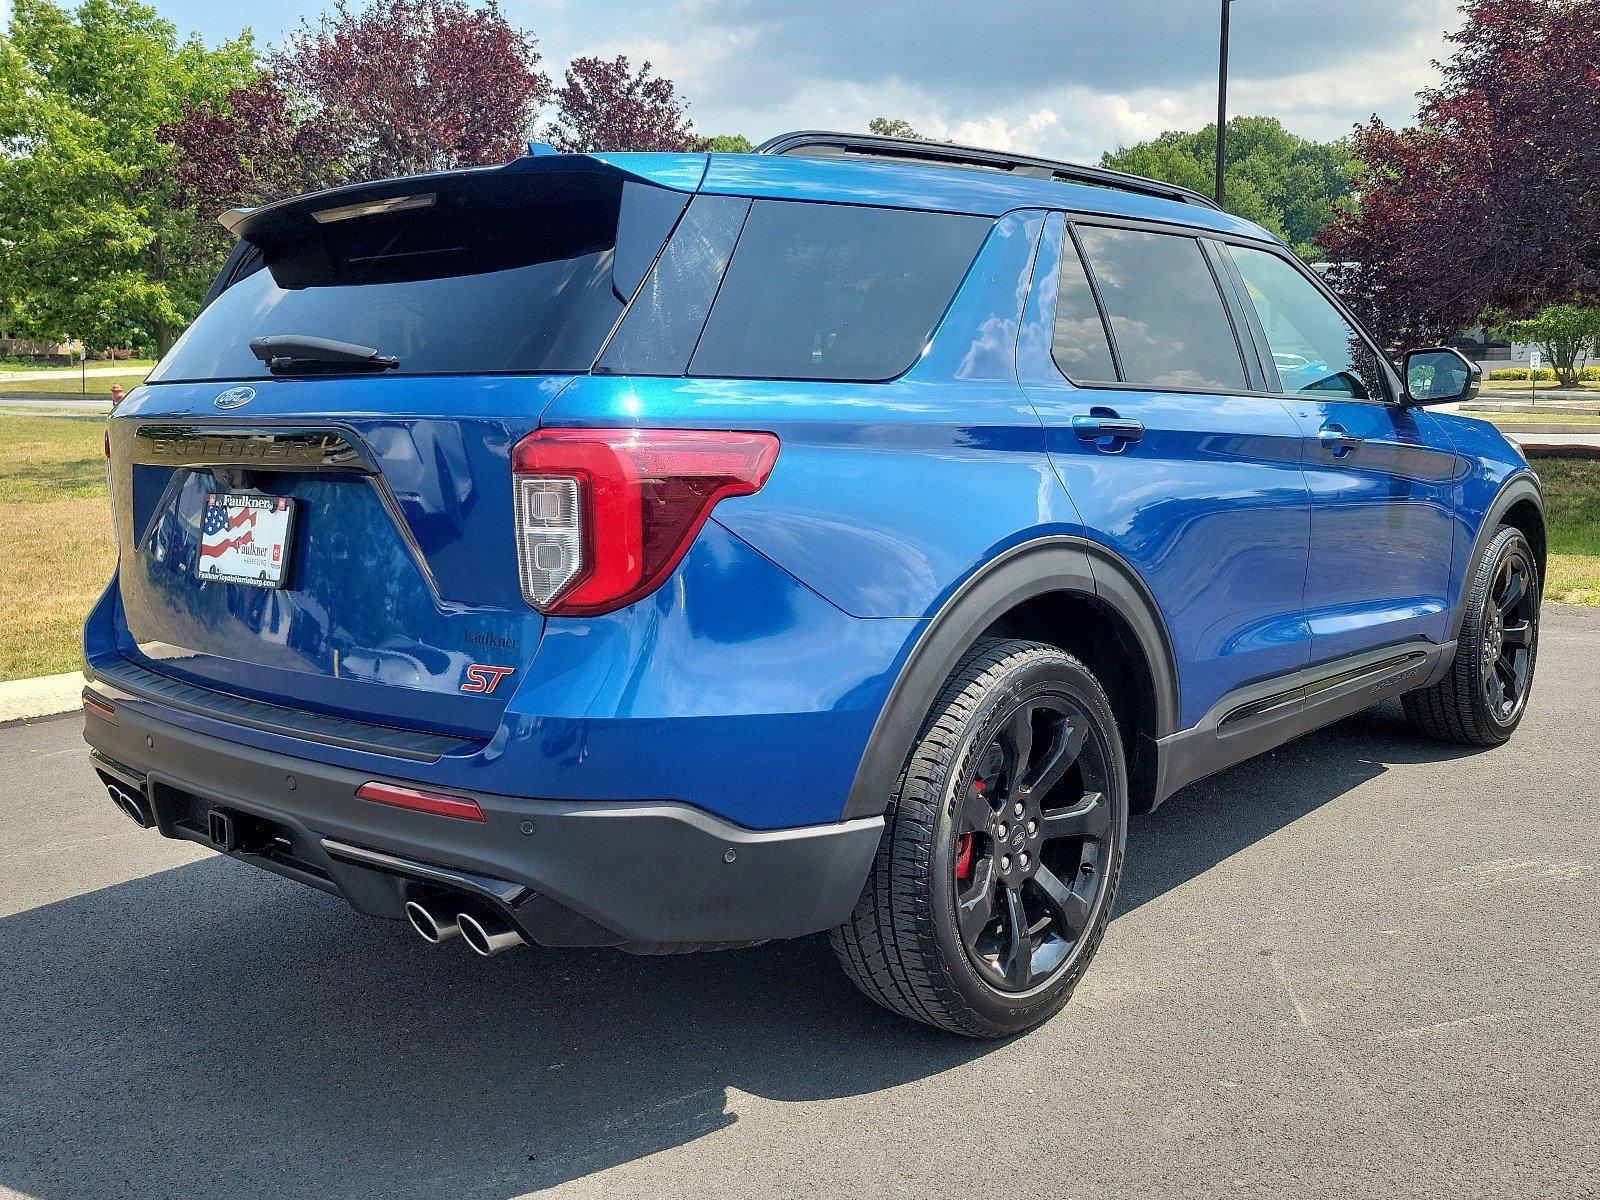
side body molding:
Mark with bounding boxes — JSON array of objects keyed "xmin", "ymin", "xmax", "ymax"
[{"xmin": 842, "ymin": 536, "xmax": 1180, "ymax": 820}]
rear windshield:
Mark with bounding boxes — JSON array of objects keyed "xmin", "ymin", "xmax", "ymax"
[
  {"xmin": 688, "ymin": 201, "xmax": 990, "ymax": 382},
  {"xmin": 150, "ymin": 174, "xmax": 685, "ymax": 382}
]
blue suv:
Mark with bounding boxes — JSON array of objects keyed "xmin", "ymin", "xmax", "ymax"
[{"xmin": 83, "ymin": 132, "xmax": 1544, "ymax": 1036}]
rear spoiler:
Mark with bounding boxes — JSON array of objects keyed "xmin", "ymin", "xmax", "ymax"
[{"xmin": 218, "ymin": 151, "xmax": 709, "ymax": 244}]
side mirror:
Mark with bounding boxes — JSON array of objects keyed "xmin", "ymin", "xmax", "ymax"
[{"xmin": 1404, "ymin": 346, "xmax": 1480, "ymax": 406}]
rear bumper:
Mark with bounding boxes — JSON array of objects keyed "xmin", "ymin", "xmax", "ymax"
[{"xmin": 82, "ymin": 696, "xmax": 882, "ymax": 950}]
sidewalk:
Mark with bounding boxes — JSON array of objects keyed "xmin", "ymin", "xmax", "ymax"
[
  {"xmin": 0, "ymin": 365, "xmax": 149, "ymax": 383},
  {"xmin": 0, "ymin": 672, "xmax": 86, "ymax": 724},
  {"xmin": 1473, "ymin": 386, "xmax": 1598, "ymax": 405},
  {"xmin": 0, "ymin": 396, "xmax": 114, "ymax": 412}
]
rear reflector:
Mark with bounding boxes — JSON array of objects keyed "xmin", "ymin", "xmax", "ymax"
[
  {"xmin": 83, "ymin": 691, "xmax": 117, "ymax": 724},
  {"xmin": 356, "ymin": 781, "xmax": 485, "ymax": 822},
  {"xmin": 511, "ymin": 427, "xmax": 780, "ymax": 616}
]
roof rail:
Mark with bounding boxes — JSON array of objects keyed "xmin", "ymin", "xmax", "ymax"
[{"xmin": 755, "ymin": 130, "xmax": 1222, "ymax": 212}]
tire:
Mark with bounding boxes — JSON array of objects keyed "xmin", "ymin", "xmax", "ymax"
[
  {"xmin": 1403, "ymin": 525, "xmax": 1541, "ymax": 747},
  {"xmin": 830, "ymin": 638, "xmax": 1127, "ymax": 1037}
]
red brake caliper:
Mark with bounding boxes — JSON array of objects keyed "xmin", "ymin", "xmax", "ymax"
[{"xmin": 955, "ymin": 779, "xmax": 982, "ymax": 882}]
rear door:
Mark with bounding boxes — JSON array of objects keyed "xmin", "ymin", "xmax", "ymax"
[
  {"xmin": 1216, "ymin": 242, "xmax": 1457, "ymax": 663},
  {"xmin": 1018, "ymin": 215, "xmax": 1313, "ymax": 730}
]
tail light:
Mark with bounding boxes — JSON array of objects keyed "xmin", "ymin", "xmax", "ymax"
[{"xmin": 511, "ymin": 428, "xmax": 779, "ymax": 616}]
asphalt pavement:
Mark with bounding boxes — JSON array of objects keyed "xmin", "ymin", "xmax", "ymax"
[{"xmin": 1, "ymin": 607, "xmax": 1596, "ymax": 1199}]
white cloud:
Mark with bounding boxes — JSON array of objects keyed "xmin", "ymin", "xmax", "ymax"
[
  {"xmin": 512, "ymin": 0, "xmax": 1453, "ymax": 159},
  {"xmin": 134, "ymin": 0, "xmax": 1456, "ymax": 160}
]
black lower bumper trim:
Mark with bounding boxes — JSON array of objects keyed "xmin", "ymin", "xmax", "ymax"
[
  {"xmin": 82, "ymin": 692, "xmax": 883, "ymax": 950},
  {"xmin": 88, "ymin": 656, "xmax": 472, "ymax": 762}
]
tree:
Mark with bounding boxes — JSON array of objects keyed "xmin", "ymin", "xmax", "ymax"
[
  {"xmin": 545, "ymin": 55, "xmax": 697, "ymax": 153},
  {"xmin": 1497, "ymin": 304, "xmax": 1600, "ymax": 387},
  {"xmin": 0, "ymin": 0, "xmax": 257, "ymax": 353},
  {"xmin": 1102, "ymin": 117, "xmax": 1353, "ymax": 260},
  {"xmin": 157, "ymin": 0, "xmax": 549, "ymax": 332},
  {"xmin": 868, "ymin": 117, "xmax": 922, "ymax": 139},
  {"xmin": 159, "ymin": 76, "xmax": 345, "ymax": 238},
  {"xmin": 267, "ymin": 0, "xmax": 548, "ymax": 181},
  {"xmin": 702, "ymin": 133, "xmax": 753, "ymax": 153},
  {"xmin": 163, "ymin": 0, "xmax": 547, "ymax": 216},
  {"xmin": 1320, "ymin": 0, "xmax": 1600, "ymax": 349}
]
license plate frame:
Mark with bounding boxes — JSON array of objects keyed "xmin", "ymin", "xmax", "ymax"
[{"xmin": 196, "ymin": 492, "xmax": 297, "ymax": 589}]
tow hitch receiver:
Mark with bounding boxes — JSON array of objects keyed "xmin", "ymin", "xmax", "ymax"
[{"xmin": 208, "ymin": 808, "xmax": 237, "ymax": 852}]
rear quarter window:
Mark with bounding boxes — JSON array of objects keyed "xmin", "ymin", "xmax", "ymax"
[{"xmin": 688, "ymin": 200, "xmax": 990, "ymax": 382}]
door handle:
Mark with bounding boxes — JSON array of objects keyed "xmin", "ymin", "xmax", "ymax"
[
  {"xmin": 1318, "ymin": 425, "xmax": 1364, "ymax": 457},
  {"xmin": 1073, "ymin": 412, "xmax": 1145, "ymax": 445}
]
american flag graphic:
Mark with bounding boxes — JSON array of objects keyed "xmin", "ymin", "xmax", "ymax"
[{"xmin": 200, "ymin": 500, "xmax": 260, "ymax": 559}]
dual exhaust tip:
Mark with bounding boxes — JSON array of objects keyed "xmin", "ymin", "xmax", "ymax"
[
  {"xmin": 102, "ymin": 774, "xmax": 521, "ymax": 958},
  {"xmin": 404, "ymin": 897, "xmax": 523, "ymax": 957},
  {"xmin": 106, "ymin": 782, "xmax": 154, "ymax": 829}
]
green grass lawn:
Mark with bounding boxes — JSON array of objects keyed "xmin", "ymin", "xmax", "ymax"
[
  {"xmin": 0, "ymin": 416, "xmax": 1597, "ymax": 682},
  {"xmin": 1539, "ymin": 458, "xmax": 1600, "ymax": 604},
  {"xmin": 0, "ymin": 371, "xmax": 149, "ymax": 396},
  {"xmin": 0, "ymin": 415, "xmax": 116, "ymax": 680}
]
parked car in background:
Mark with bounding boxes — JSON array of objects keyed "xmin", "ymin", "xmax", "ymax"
[{"xmin": 83, "ymin": 132, "xmax": 1543, "ymax": 1036}]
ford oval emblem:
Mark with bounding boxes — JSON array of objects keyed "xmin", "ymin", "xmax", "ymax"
[{"xmin": 214, "ymin": 386, "xmax": 255, "ymax": 410}]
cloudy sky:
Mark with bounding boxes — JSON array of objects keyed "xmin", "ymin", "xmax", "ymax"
[{"xmin": 3, "ymin": 0, "xmax": 1465, "ymax": 159}]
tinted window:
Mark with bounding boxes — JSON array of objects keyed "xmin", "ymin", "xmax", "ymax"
[
  {"xmin": 1076, "ymin": 226, "xmax": 1247, "ymax": 391},
  {"xmin": 599, "ymin": 195, "xmax": 751, "ymax": 376},
  {"xmin": 1229, "ymin": 245, "xmax": 1385, "ymax": 400},
  {"xmin": 153, "ymin": 177, "xmax": 682, "ymax": 382},
  {"xmin": 1051, "ymin": 233, "xmax": 1117, "ymax": 381},
  {"xmin": 689, "ymin": 201, "xmax": 989, "ymax": 381}
]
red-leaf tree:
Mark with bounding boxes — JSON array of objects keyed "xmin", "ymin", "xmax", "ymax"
[
  {"xmin": 273, "ymin": 0, "xmax": 549, "ymax": 179},
  {"xmin": 545, "ymin": 55, "xmax": 698, "ymax": 153},
  {"xmin": 1320, "ymin": 0, "xmax": 1600, "ymax": 349},
  {"xmin": 160, "ymin": 77, "xmax": 345, "ymax": 226},
  {"xmin": 160, "ymin": 0, "xmax": 549, "ymax": 221}
]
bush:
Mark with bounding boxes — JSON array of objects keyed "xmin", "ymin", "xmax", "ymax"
[{"xmin": 1487, "ymin": 365, "xmax": 1599, "ymax": 382}]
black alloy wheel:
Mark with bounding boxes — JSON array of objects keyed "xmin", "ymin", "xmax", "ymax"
[
  {"xmin": 951, "ymin": 695, "xmax": 1113, "ymax": 993},
  {"xmin": 1479, "ymin": 543, "xmax": 1537, "ymax": 724},
  {"xmin": 831, "ymin": 638, "xmax": 1127, "ymax": 1037},
  {"xmin": 1403, "ymin": 524, "xmax": 1541, "ymax": 747}
]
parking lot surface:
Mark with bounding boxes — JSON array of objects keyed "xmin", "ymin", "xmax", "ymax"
[{"xmin": 1, "ymin": 606, "xmax": 1596, "ymax": 1199}]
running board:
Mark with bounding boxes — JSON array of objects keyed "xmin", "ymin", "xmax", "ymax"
[{"xmin": 1153, "ymin": 641, "xmax": 1453, "ymax": 806}]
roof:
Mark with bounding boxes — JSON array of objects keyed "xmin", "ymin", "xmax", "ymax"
[
  {"xmin": 597, "ymin": 143, "xmax": 1275, "ymax": 242},
  {"xmin": 221, "ymin": 142, "xmax": 1278, "ymax": 247},
  {"xmin": 689, "ymin": 152, "xmax": 1274, "ymax": 240},
  {"xmin": 757, "ymin": 130, "xmax": 1223, "ymax": 209}
]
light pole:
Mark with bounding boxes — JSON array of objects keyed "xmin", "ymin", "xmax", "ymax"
[{"xmin": 1216, "ymin": 0, "xmax": 1234, "ymax": 207}]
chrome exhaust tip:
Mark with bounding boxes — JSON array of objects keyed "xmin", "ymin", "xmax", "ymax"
[
  {"xmin": 106, "ymin": 783, "xmax": 153, "ymax": 829},
  {"xmin": 404, "ymin": 899, "xmax": 461, "ymax": 945},
  {"xmin": 457, "ymin": 908, "xmax": 524, "ymax": 957}
]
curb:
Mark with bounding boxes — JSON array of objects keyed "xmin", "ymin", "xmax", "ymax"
[{"xmin": 0, "ymin": 671, "xmax": 86, "ymax": 724}]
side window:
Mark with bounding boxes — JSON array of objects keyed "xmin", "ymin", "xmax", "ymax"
[
  {"xmin": 1228, "ymin": 245, "xmax": 1386, "ymax": 401},
  {"xmin": 689, "ymin": 200, "xmax": 990, "ymax": 382},
  {"xmin": 1075, "ymin": 226, "xmax": 1248, "ymax": 391},
  {"xmin": 1051, "ymin": 232, "xmax": 1118, "ymax": 382}
]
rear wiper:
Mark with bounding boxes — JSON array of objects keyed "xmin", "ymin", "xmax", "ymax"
[{"xmin": 249, "ymin": 335, "xmax": 399, "ymax": 375}]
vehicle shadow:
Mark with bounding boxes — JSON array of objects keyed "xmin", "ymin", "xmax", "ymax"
[
  {"xmin": 0, "ymin": 702, "xmax": 1484, "ymax": 1199},
  {"xmin": 1115, "ymin": 699, "xmax": 1480, "ymax": 913}
]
